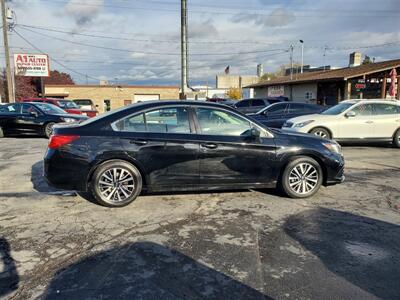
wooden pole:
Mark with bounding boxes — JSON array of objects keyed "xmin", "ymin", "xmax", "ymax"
[
  {"xmin": 1, "ymin": 0, "xmax": 14, "ymax": 103},
  {"xmin": 381, "ymin": 75, "xmax": 387, "ymax": 99},
  {"xmin": 397, "ymin": 76, "xmax": 400, "ymax": 100}
]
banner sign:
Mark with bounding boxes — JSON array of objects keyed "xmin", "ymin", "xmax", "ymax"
[
  {"xmin": 268, "ymin": 85, "xmax": 285, "ymax": 97},
  {"xmin": 14, "ymin": 54, "xmax": 50, "ymax": 77}
]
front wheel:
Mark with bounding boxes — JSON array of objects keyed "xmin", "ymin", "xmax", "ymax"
[
  {"xmin": 44, "ymin": 122, "xmax": 55, "ymax": 138},
  {"xmin": 91, "ymin": 160, "xmax": 142, "ymax": 207},
  {"xmin": 393, "ymin": 129, "xmax": 400, "ymax": 148},
  {"xmin": 280, "ymin": 157, "xmax": 323, "ymax": 198},
  {"xmin": 310, "ymin": 127, "xmax": 331, "ymax": 139}
]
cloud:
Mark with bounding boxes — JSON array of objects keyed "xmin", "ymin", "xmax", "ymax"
[
  {"xmin": 189, "ymin": 20, "xmax": 219, "ymax": 39},
  {"xmin": 232, "ymin": 8, "xmax": 295, "ymax": 28},
  {"xmin": 65, "ymin": 0, "xmax": 104, "ymax": 26}
]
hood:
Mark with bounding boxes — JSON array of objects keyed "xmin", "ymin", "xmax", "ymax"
[
  {"xmin": 64, "ymin": 108, "xmax": 83, "ymax": 114},
  {"xmin": 55, "ymin": 113, "xmax": 89, "ymax": 121},
  {"xmin": 286, "ymin": 113, "xmax": 335, "ymax": 124}
]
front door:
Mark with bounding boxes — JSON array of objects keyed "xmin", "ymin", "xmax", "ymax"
[
  {"xmin": 194, "ymin": 107, "xmax": 276, "ymax": 186},
  {"xmin": 20, "ymin": 104, "xmax": 45, "ymax": 134},
  {"xmin": 338, "ymin": 103, "xmax": 375, "ymax": 139},
  {"xmin": 115, "ymin": 106, "xmax": 200, "ymax": 190}
]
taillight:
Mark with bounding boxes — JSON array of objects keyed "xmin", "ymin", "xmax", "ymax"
[{"xmin": 48, "ymin": 135, "xmax": 80, "ymax": 149}]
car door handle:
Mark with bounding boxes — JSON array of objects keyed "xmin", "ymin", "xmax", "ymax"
[
  {"xmin": 130, "ymin": 139, "xmax": 148, "ymax": 145},
  {"xmin": 201, "ymin": 143, "xmax": 218, "ymax": 150}
]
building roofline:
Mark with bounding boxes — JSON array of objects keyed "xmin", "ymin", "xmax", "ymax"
[{"xmin": 45, "ymin": 84, "xmax": 180, "ymax": 89}]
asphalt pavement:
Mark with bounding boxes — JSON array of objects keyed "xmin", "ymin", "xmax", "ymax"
[{"xmin": 0, "ymin": 137, "xmax": 399, "ymax": 300}]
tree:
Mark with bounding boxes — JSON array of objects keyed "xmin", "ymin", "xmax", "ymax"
[
  {"xmin": 362, "ymin": 55, "xmax": 373, "ymax": 65},
  {"xmin": 43, "ymin": 70, "xmax": 75, "ymax": 85},
  {"xmin": 226, "ymin": 87, "xmax": 242, "ymax": 100}
]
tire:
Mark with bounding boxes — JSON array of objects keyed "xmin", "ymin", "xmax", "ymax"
[
  {"xmin": 0, "ymin": 126, "xmax": 4, "ymax": 138},
  {"xmin": 280, "ymin": 156, "xmax": 323, "ymax": 199},
  {"xmin": 393, "ymin": 129, "xmax": 400, "ymax": 148},
  {"xmin": 44, "ymin": 122, "xmax": 56, "ymax": 138},
  {"xmin": 310, "ymin": 127, "xmax": 331, "ymax": 139},
  {"xmin": 90, "ymin": 160, "xmax": 142, "ymax": 208}
]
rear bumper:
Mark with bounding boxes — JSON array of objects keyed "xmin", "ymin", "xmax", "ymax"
[{"xmin": 44, "ymin": 149, "xmax": 90, "ymax": 191}]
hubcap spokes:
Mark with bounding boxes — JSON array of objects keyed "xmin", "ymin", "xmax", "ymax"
[
  {"xmin": 99, "ymin": 168, "xmax": 135, "ymax": 203},
  {"xmin": 289, "ymin": 163, "xmax": 318, "ymax": 195},
  {"xmin": 315, "ymin": 131, "xmax": 327, "ymax": 138}
]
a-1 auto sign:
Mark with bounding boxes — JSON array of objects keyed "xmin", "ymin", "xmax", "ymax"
[{"xmin": 13, "ymin": 54, "xmax": 50, "ymax": 77}]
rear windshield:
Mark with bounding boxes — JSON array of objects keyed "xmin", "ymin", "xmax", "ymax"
[{"xmin": 74, "ymin": 99, "xmax": 93, "ymax": 106}]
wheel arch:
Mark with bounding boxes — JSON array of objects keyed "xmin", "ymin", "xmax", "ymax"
[{"xmin": 86, "ymin": 157, "xmax": 148, "ymax": 191}]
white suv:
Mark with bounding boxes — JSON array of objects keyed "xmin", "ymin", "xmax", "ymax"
[{"xmin": 283, "ymin": 99, "xmax": 400, "ymax": 147}]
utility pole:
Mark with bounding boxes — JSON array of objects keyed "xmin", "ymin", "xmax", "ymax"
[
  {"xmin": 289, "ymin": 44, "xmax": 294, "ymax": 80},
  {"xmin": 1, "ymin": 0, "xmax": 14, "ymax": 103},
  {"xmin": 299, "ymin": 40, "xmax": 304, "ymax": 74},
  {"xmin": 180, "ymin": 0, "xmax": 188, "ymax": 99}
]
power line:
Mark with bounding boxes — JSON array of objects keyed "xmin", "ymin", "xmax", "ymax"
[{"xmin": 18, "ymin": 26, "xmax": 288, "ymax": 56}]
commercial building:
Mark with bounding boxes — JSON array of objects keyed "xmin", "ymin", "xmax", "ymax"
[
  {"xmin": 246, "ymin": 56, "xmax": 400, "ymax": 105},
  {"xmin": 44, "ymin": 84, "xmax": 180, "ymax": 112}
]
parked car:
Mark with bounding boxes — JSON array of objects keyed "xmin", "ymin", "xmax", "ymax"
[
  {"xmin": 206, "ymin": 98, "xmax": 237, "ymax": 107},
  {"xmin": 0, "ymin": 102, "xmax": 88, "ymax": 138},
  {"xmin": 234, "ymin": 97, "xmax": 288, "ymax": 114},
  {"xmin": 283, "ymin": 99, "xmax": 400, "ymax": 147},
  {"xmin": 20, "ymin": 98, "xmax": 83, "ymax": 116},
  {"xmin": 44, "ymin": 101, "xmax": 344, "ymax": 208},
  {"xmin": 249, "ymin": 102, "xmax": 326, "ymax": 128},
  {"xmin": 72, "ymin": 99, "xmax": 98, "ymax": 117}
]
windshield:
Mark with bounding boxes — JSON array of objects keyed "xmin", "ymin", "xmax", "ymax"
[
  {"xmin": 74, "ymin": 99, "xmax": 92, "ymax": 106},
  {"xmin": 322, "ymin": 103, "xmax": 355, "ymax": 115},
  {"xmin": 57, "ymin": 100, "xmax": 79, "ymax": 109},
  {"xmin": 34, "ymin": 103, "xmax": 67, "ymax": 114}
]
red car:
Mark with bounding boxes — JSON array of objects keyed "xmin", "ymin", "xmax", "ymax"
[{"xmin": 20, "ymin": 98, "xmax": 83, "ymax": 115}]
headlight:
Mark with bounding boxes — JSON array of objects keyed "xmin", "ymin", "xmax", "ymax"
[
  {"xmin": 61, "ymin": 117, "xmax": 77, "ymax": 123},
  {"xmin": 293, "ymin": 120, "xmax": 314, "ymax": 128},
  {"xmin": 323, "ymin": 142, "xmax": 342, "ymax": 154}
]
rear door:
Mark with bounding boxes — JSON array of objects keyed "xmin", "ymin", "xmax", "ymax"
[
  {"xmin": 338, "ymin": 103, "xmax": 375, "ymax": 139},
  {"xmin": 114, "ymin": 106, "xmax": 200, "ymax": 190},
  {"xmin": 193, "ymin": 107, "xmax": 276, "ymax": 186},
  {"xmin": 372, "ymin": 103, "xmax": 400, "ymax": 138}
]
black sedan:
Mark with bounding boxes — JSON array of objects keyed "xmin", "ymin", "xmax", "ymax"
[
  {"xmin": 44, "ymin": 101, "xmax": 344, "ymax": 207},
  {"xmin": 248, "ymin": 102, "xmax": 326, "ymax": 128},
  {"xmin": 0, "ymin": 102, "xmax": 88, "ymax": 138}
]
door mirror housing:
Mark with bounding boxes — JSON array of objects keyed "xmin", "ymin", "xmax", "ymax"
[
  {"xmin": 30, "ymin": 111, "xmax": 39, "ymax": 117},
  {"xmin": 345, "ymin": 111, "xmax": 356, "ymax": 118}
]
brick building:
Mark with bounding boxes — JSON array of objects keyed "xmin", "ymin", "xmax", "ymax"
[{"xmin": 44, "ymin": 84, "xmax": 180, "ymax": 112}]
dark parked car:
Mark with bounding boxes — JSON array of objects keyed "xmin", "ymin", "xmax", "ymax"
[
  {"xmin": 234, "ymin": 97, "xmax": 288, "ymax": 114},
  {"xmin": 248, "ymin": 102, "xmax": 326, "ymax": 128},
  {"xmin": 0, "ymin": 102, "xmax": 88, "ymax": 138},
  {"xmin": 44, "ymin": 101, "xmax": 344, "ymax": 207},
  {"xmin": 20, "ymin": 98, "xmax": 84, "ymax": 116}
]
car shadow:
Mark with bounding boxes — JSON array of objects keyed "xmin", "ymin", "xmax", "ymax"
[
  {"xmin": 282, "ymin": 208, "xmax": 400, "ymax": 299},
  {"xmin": 0, "ymin": 238, "xmax": 19, "ymax": 298},
  {"xmin": 42, "ymin": 241, "xmax": 269, "ymax": 299}
]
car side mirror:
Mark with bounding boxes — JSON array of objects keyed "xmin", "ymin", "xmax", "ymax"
[
  {"xmin": 30, "ymin": 111, "xmax": 38, "ymax": 117},
  {"xmin": 250, "ymin": 127, "xmax": 261, "ymax": 139},
  {"xmin": 345, "ymin": 111, "xmax": 356, "ymax": 118}
]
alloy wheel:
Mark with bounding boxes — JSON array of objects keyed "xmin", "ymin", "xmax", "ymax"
[
  {"xmin": 45, "ymin": 123, "xmax": 54, "ymax": 137},
  {"xmin": 98, "ymin": 168, "xmax": 135, "ymax": 203},
  {"xmin": 313, "ymin": 130, "xmax": 328, "ymax": 138},
  {"xmin": 288, "ymin": 163, "xmax": 319, "ymax": 195}
]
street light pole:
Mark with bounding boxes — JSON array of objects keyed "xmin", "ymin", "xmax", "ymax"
[
  {"xmin": 1, "ymin": 0, "xmax": 14, "ymax": 103},
  {"xmin": 289, "ymin": 44, "xmax": 294, "ymax": 80},
  {"xmin": 300, "ymin": 40, "xmax": 304, "ymax": 74}
]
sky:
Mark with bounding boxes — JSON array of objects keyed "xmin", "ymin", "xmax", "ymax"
[{"xmin": 2, "ymin": 0, "xmax": 400, "ymax": 86}]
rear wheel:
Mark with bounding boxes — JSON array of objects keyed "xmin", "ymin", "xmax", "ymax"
[
  {"xmin": 0, "ymin": 126, "xmax": 4, "ymax": 138},
  {"xmin": 44, "ymin": 122, "xmax": 55, "ymax": 138},
  {"xmin": 310, "ymin": 127, "xmax": 331, "ymax": 139},
  {"xmin": 393, "ymin": 129, "xmax": 400, "ymax": 148},
  {"xmin": 280, "ymin": 156, "xmax": 323, "ymax": 198},
  {"xmin": 91, "ymin": 160, "xmax": 142, "ymax": 208}
]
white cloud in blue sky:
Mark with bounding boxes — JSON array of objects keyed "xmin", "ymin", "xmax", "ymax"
[{"xmin": 2, "ymin": 0, "xmax": 400, "ymax": 85}]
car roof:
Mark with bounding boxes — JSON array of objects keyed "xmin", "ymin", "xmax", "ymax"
[{"xmin": 341, "ymin": 99, "xmax": 400, "ymax": 105}]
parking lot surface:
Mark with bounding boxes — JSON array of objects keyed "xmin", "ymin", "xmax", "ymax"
[{"xmin": 0, "ymin": 138, "xmax": 399, "ymax": 299}]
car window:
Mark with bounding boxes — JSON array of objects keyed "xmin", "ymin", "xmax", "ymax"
[
  {"xmin": 322, "ymin": 103, "xmax": 354, "ymax": 115},
  {"xmin": 373, "ymin": 103, "xmax": 399, "ymax": 115},
  {"xmin": 267, "ymin": 103, "xmax": 287, "ymax": 115},
  {"xmin": 196, "ymin": 107, "xmax": 252, "ymax": 136},
  {"xmin": 352, "ymin": 103, "xmax": 374, "ymax": 116},
  {"xmin": 114, "ymin": 107, "xmax": 191, "ymax": 134},
  {"xmin": 288, "ymin": 103, "xmax": 307, "ymax": 113},
  {"xmin": 252, "ymin": 99, "xmax": 265, "ymax": 107},
  {"xmin": 57, "ymin": 100, "xmax": 79, "ymax": 109},
  {"xmin": 0, "ymin": 103, "xmax": 21, "ymax": 114},
  {"xmin": 235, "ymin": 100, "xmax": 250, "ymax": 108},
  {"xmin": 22, "ymin": 104, "xmax": 40, "ymax": 114},
  {"xmin": 33, "ymin": 103, "xmax": 68, "ymax": 115},
  {"xmin": 74, "ymin": 100, "xmax": 92, "ymax": 106}
]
